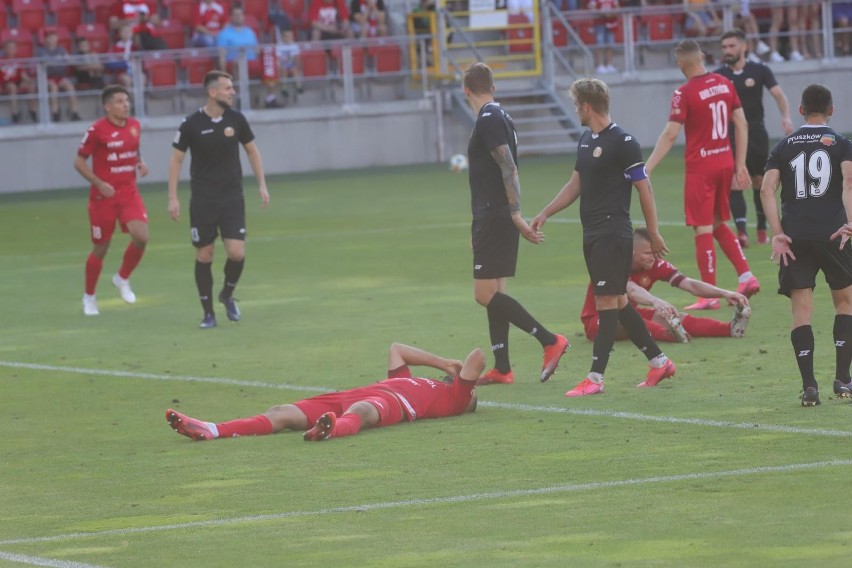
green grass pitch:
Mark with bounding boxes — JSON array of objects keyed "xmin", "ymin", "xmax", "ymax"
[{"xmin": 1, "ymin": 153, "xmax": 852, "ymax": 567}]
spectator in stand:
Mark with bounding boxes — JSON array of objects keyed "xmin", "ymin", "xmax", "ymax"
[
  {"xmin": 588, "ymin": 0, "xmax": 619, "ymax": 74},
  {"xmin": 38, "ymin": 30, "xmax": 82, "ymax": 122},
  {"xmin": 350, "ymin": 0, "xmax": 388, "ymax": 39},
  {"xmin": 274, "ymin": 27, "xmax": 302, "ymax": 105},
  {"xmin": 768, "ymin": 1, "xmax": 805, "ymax": 61},
  {"xmin": 134, "ymin": 11, "xmax": 168, "ymax": 50},
  {"xmin": 835, "ymin": 2, "xmax": 852, "ymax": 56},
  {"xmin": 74, "ymin": 38, "xmax": 106, "ymax": 91},
  {"xmin": 110, "ymin": 0, "xmax": 159, "ymax": 32},
  {"xmin": 311, "ymin": 0, "xmax": 353, "ymax": 41},
  {"xmin": 1, "ymin": 40, "xmax": 38, "ymax": 124},
  {"xmin": 106, "ymin": 24, "xmax": 135, "ymax": 88},
  {"xmin": 217, "ymin": 7, "xmax": 259, "ymax": 72},
  {"xmin": 732, "ymin": 1, "xmax": 771, "ymax": 63},
  {"xmin": 683, "ymin": 0, "xmax": 721, "ymax": 38},
  {"xmin": 193, "ymin": 0, "xmax": 228, "ymax": 48},
  {"xmin": 802, "ymin": 3, "xmax": 822, "ymax": 60}
]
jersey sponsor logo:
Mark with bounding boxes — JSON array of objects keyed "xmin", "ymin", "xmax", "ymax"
[
  {"xmin": 224, "ymin": 127, "xmax": 235, "ymax": 137},
  {"xmin": 201, "ymin": 129, "xmax": 214, "ymax": 135},
  {"xmin": 593, "ymin": 147, "xmax": 602, "ymax": 158},
  {"xmin": 699, "ymin": 146, "xmax": 730, "ymax": 159},
  {"xmin": 107, "ymin": 140, "xmax": 124, "ymax": 148},
  {"xmin": 698, "ymin": 84, "xmax": 731, "ymax": 100},
  {"xmin": 821, "ymin": 134, "xmax": 836, "ymax": 146},
  {"xmin": 111, "ymin": 131, "xmax": 120, "ymax": 138}
]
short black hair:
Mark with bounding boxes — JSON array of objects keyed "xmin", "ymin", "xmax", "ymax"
[
  {"xmin": 204, "ymin": 70, "xmax": 232, "ymax": 91},
  {"xmin": 801, "ymin": 84, "xmax": 833, "ymax": 116},
  {"xmin": 720, "ymin": 29, "xmax": 746, "ymax": 42},
  {"xmin": 101, "ymin": 84, "xmax": 129, "ymax": 105}
]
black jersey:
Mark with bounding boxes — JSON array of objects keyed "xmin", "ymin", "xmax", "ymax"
[
  {"xmin": 575, "ymin": 122, "xmax": 645, "ymax": 240},
  {"xmin": 172, "ymin": 107, "xmax": 255, "ymax": 200},
  {"xmin": 714, "ymin": 61, "xmax": 778, "ymax": 127},
  {"xmin": 467, "ymin": 101, "xmax": 518, "ymax": 220},
  {"xmin": 766, "ymin": 125, "xmax": 852, "ymax": 240}
]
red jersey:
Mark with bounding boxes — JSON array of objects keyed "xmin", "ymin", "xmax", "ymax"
[
  {"xmin": 311, "ymin": 0, "xmax": 349, "ymax": 27},
  {"xmin": 0, "ymin": 59, "xmax": 26, "ymax": 85},
  {"xmin": 378, "ymin": 365, "xmax": 475, "ymax": 422},
  {"xmin": 77, "ymin": 117, "xmax": 142, "ymax": 199},
  {"xmin": 587, "ymin": 0, "xmax": 619, "ymax": 29},
  {"xmin": 668, "ymin": 72, "xmax": 741, "ymax": 173},
  {"xmin": 113, "ymin": 0, "xmax": 150, "ymax": 20},
  {"xmin": 196, "ymin": 2, "xmax": 226, "ymax": 32},
  {"xmin": 580, "ymin": 260, "xmax": 685, "ymax": 324}
]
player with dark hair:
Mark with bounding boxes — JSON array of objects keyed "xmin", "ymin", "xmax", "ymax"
[
  {"xmin": 531, "ymin": 78, "xmax": 676, "ymax": 396},
  {"xmin": 715, "ymin": 28, "xmax": 794, "ymax": 248},
  {"xmin": 461, "ymin": 62, "xmax": 569, "ymax": 386},
  {"xmin": 647, "ymin": 39, "xmax": 759, "ymax": 311},
  {"xmin": 168, "ymin": 70, "xmax": 270, "ymax": 329},
  {"xmin": 166, "ymin": 342, "xmax": 483, "ymax": 441},
  {"xmin": 760, "ymin": 84, "xmax": 852, "ymax": 406},
  {"xmin": 74, "ymin": 85, "xmax": 149, "ymax": 316}
]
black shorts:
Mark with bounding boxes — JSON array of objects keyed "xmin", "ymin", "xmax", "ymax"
[
  {"xmin": 472, "ymin": 216, "xmax": 519, "ymax": 279},
  {"xmin": 584, "ymin": 235, "xmax": 633, "ymax": 296},
  {"xmin": 746, "ymin": 127, "xmax": 769, "ymax": 178},
  {"xmin": 189, "ymin": 197, "xmax": 246, "ymax": 247},
  {"xmin": 778, "ymin": 238, "xmax": 852, "ymax": 297}
]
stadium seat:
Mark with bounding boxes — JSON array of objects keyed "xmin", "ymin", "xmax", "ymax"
[
  {"xmin": 242, "ymin": 13, "xmax": 264, "ymax": 37},
  {"xmin": 179, "ymin": 51, "xmax": 215, "ymax": 85},
  {"xmin": 1, "ymin": 28, "xmax": 35, "ymax": 57},
  {"xmin": 506, "ymin": 13, "xmax": 532, "ymax": 53},
  {"xmin": 163, "ymin": 0, "xmax": 197, "ymax": 27},
  {"xmin": 643, "ymin": 14, "xmax": 676, "ymax": 42},
  {"xmin": 157, "ymin": 19, "xmax": 187, "ymax": 49},
  {"xmin": 86, "ymin": 0, "xmax": 115, "ymax": 28},
  {"xmin": 0, "ymin": 10, "xmax": 7, "ymax": 30},
  {"xmin": 331, "ymin": 45, "xmax": 365, "ymax": 75},
  {"xmin": 241, "ymin": 0, "xmax": 268, "ymax": 28},
  {"xmin": 367, "ymin": 42, "xmax": 402, "ymax": 74},
  {"xmin": 140, "ymin": 0, "xmax": 159, "ymax": 17},
  {"xmin": 38, "ymin": 25, "xmax": 73, "ymax": 52},
  {"xmin": 567, "ymin": 17, "xmax": 596, "ymax": 45},
  {"xmin": 613, "ymin": 16, "xmax": 640, "ymax": 44},
  {"xmin": 143, "ymin": 54, "xmax": 178, "ymax": 87},
  {"xmin": 13, "ymin": 0, "xmax": 48, "ymax": 34},
  {"xmin": 300, "ymin": 45, "xmax": 328, "ymax": 78},
  {"xmin": 279, "ymin": 0, "xmax": 309, "ymax": 35},
  {"xmin": 551, "ymin": 19, "xmax": 568, "ymax": 47},
  {"xmin": 75, "ymin": 22, "xmax": 109, "ymax": 53},
  {"xmin": 49, "ymin": 0, "xmax": 83, "ymax": 29}
]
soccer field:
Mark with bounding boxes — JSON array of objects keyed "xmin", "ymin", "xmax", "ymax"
[{"xmin": 1, "ymin": 155, "xmax": 851, "ymax": 567}]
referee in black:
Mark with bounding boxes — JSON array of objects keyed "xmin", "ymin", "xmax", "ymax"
[
  {"xmin": 716, "ymin": 29, "xmax": 793, "ymax": 248},
  {"xmin": 462, "ymin": 62, "xmax": 568, "ymax": 385},
  {"xmin": 168, "ymin": 70, "xmax": 270, "ymax": 329},
  {"xmin": 759, "ymin": 84, "xmax": 852, "ymax": 406}
]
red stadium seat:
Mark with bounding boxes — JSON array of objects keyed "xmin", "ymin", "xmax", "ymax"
[
  {"xmin": 157, "ymin": 19, "xmax": 187, "ymax": 49},
  {"xmin": 0, "ymin": 10, "xmax": 7, "ymax": 30},
  {"xmin": 86, "ymin": 0, "xmax": 116, "ymax": 28},
  {"xmin": 143, "ymin": 54, "xmax": 178, "ymax": 87},
  {"xmin": 280, "ymin": 0, "xmax": 309, "ymax": 33},
  {"xmin": 179, "ymin": 50, "xmax": 215, "ymax": 84},
  {"xmin": 331, "ymin": 45, "xmax": 365, "ymax": 75},
  {"xmin": 49, "ymin": 0, "xmax": 83, "ymax": 29},
  {"xmin": 38, "ymin": 25, "xmax": 73, "ymax": 52},
  {"xmin": 613, "ymin": 16, "xmax": 639, "ymax": 44},
  {"xmin": 299, "ymin": 46, "xmax": 328, "ymax": 78},
  {"xmin": 551, "ymin": 18, "xmax": 568, "ymax": 47},
  {"xmin": 643, "ymin": 14, "xmax": 675, "ymax": 42},
  {"xmin": 13, "ymin": 0, "xmax": 48, "ymax": 34},
  {"xmin": 1, "ymin": 28, "xmax": 35, "ymax": 57},
  {"xmin": 241, "ymin": 0, "xmax": 268, "ymax": 28},
  {"xmin": 163, "ymin": 0, "xmax": 197, "ymax": 27},
  {"xmin": 506, "ymin": 13, "xmax": 532, "ymax": 53},
  {"xmin": 568, "ymin": 17, "xmax": 596, "ymax": 45},
  {"xmin": 75, "ymin": 22, "xmax": 109, "ymax": 53},
  {"xmin": 367, "ymin": 42, "xmax": 401, "ymax": 74},
  {"xmin": 242, "ymin": 13, "xmax": 263, "ymax": 37}
]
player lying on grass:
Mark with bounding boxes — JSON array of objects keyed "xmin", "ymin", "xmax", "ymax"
[
  {"xmin": 581, "ymin": 228, "xmax": 752, "ymax": 344},
  {"xmin": 166, "ymin": 343, "xmax": 483, "ymax": 442}
]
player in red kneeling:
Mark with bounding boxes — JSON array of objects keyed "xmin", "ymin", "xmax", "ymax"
[
  {"xmin": 166, "ymin": 342, "xmax": 483, "ymax": 442},
  {"xmin": 581, "ymin": 228, "xmax": 752, "ymax": 344},
  {"xmin": 74, "ymin": 85, "xmax": 149, "ymax": 316}
]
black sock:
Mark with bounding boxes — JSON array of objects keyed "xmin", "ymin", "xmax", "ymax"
[
  {"xmin": 591, "ymin": 309, "xmax": 618, "ymax": 374},
  {"xmin": 195, "ymin": 260, "xmax": 214, "ymax": 316},
  {"xmin": 221, "ymin": 258, "xmax": 245, "ymax": 298},
  {"xmin": 834, "ymin": 315, "xmax": 852, "ymax": 383},
  {"xmin": 752, "ymin": 188, "xmax": 766, "ymax": 231},
  {"xmin": 791, "ymin": 325, "xmax": 816, "ymax": 390},
  {"xmin": 488, "ymin": 292, "xmax": 556, "ymax": 347},
  {"xmin": 730, "ymin": 190, "xmax": 747, "ymax": 233},
  {"xmin": 486, "ymin": 303, "xmax": 511, "ymax": 373},
  {"xmin": 618, "ymin": 304, "xmax": 663, "ymax": 360}
]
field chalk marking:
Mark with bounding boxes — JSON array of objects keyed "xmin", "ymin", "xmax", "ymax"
[{"xmin": 0, "ymin": 551, "xmax": 108, "ymax": 568}]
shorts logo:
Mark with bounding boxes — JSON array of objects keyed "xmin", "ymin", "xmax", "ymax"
[
  {"xmin": 191, "ymin": 227, "xmax": 200, "ymax": 242},
  {"xmin": 596, "ymin": 280, "xmax": 606, "ymax": 287},
  {"xmin": 474, "ymin": 264, "xmax": 482, "ymax": 270},
  {"xmin": 836, "ymin": 340, "xmax": 846, "ymax": 347},
  {"xmin": 593, "ymin": 147, "xmax": 602, "ymax": 158},
  {"xmin": 224, "ymin": 127, "xmax": 235, "ymax": 137},
  {"xmin": 798, "ymin": 350, "xmax": 811, "ymax": 357},
  {"xmin": 239, "ymin": 228, "xmax": 246, "ymax": 234},
  {"xmin": 92, "ymin": 226, "xmax": 102, "ymax": 240},
  {"xmin": 491, "ymin": 343, "xmax": 505, "ymax": 351}
]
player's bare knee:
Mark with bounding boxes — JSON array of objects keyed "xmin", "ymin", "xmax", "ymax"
[
  {"xmin": 264, "ymin": 404, "xmax": 307, "ymax": 432},
  {"xmin": 345, "ymin": 402, "xmax": 379, "ymax": 427}
]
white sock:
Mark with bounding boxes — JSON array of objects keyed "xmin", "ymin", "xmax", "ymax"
[
  {"xmin": 649, "ymin": 354, "xmax": 669, "ymax": 369},
  {"xmin": 207, "ymin": 422, "xmax": 219, "ymax": 438},
  {"xmin": 587, "ymin": 372, "xmax": 604, "ymax": 384},
  {"xmin": 738, "ymin": 271, "xmax": 753, "ymax": 283}
]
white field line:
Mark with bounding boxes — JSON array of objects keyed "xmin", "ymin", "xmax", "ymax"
[
  {"xmin": 1, "ymin": 459, "xmax": 850, "ymax": 547},
  {"xmin": 0, "ymin": 551, "xmax": 108, "ymax": 568},
  {"xmin": 3, "ymin": 360, "xmax": 851, "ymax": 438}
]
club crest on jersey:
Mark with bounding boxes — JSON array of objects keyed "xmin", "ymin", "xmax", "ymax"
[
  {"xmin": 745, "ymin": 78, "xmax": 756, "ymax": 88},
  {"xmin": 821, "ymin": 134, "xmax": 836, "ymax": 146},
  {"xmin": 593, "ymin": 146, "xmax": 602, "ymax": 158},
  {"xmin": 130, "ymin": 126, "xmax": 139, "ymax": 138},
  {"xmin": 224, "ymin": 126, "xmax": 235, "ymax": 137}
]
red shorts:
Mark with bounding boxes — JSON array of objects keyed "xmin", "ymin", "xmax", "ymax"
[
  {"xmin": 88, "ymin": 188, "xmax": 147, "ymax": 244},
  {"xmin": 683, "ymin": 167, "xmax": 733, "ymax": 226},
  {"xmin": 294, "ymin": 387, "xmax": 405, "ymax": 427}
]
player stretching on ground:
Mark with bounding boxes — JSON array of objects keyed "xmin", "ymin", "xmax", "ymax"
[
  {"xmin": 166, "ymin": 342, "xmax": 483, "ymax": 441},
  {"xmin": 462, "ymin": 62, "xmax": 569, "ymax": 385},
  {"xmin": 74, "ymin": 85, "xmax": 149, "ymax": 316},
  {"xmin": 715, "ymin": 29, "xmax": 794, "ymax": 248},
  {"xmin": 760, "ymin": 84, "xmax": 852, "ymax": 407},
  {"xmin": 168, "ymin": 70, "xmax": 269, "ymax": 329},
  {"xmin": 531, "ymin": 78, "xmax": 675, "ymax": 396},
  {"xmin": 646, "ymin": 39, "xmax": 759, "ymax": 311},
  {"xmin": 581, "ymin": 228, "xmax": 751, "ymax": 344}
]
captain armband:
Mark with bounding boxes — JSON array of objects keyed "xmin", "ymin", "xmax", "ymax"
[
  {"xmin": 624, "ymin": 163, "xmax": 648, "ymax": 183},
  {"xmin": 669, "ymin": 272, "xmax": 686, "ymax": 287}
]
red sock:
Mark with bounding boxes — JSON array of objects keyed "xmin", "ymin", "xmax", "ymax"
[
  {"xmin": 682, "ymin": 315, "xmax": 731, "ymax": 337},
  {"xmin": 118, "ymin": 242, "xmax": 145, "ymax": 280},
  {"xmin": 331, "ymin": 413, "xmax": 362, "ymax": 438},
  {"xmin": 215, "ymin": 415, "xmax": 273, "ymax": 438},
  {"xmin": 85, "ymin": 254, "xmax": 103, "ymax": 295},
  {"xmin": 713, "ymin": 224, "xmax": 750, "ymax": 276},
  {"xmin": 694, "ymin": 233, "xmax": 716, "ymax": 286},
  {"xmin": 644, "ymin": 318, "xmax": 676, "ymax": 342}
]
